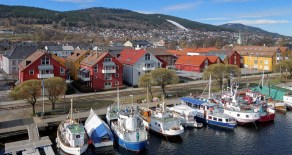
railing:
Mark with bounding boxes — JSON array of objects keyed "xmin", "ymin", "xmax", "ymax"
[
  {"xmin": 142, "ymin": 66, "xmax": 155, "ymax": 71},
  {"xmin": 77, "ymin": 75, "xmax": 90, "ymax": 81},
  {"xmin": 37, "ymin": 74, "xmax": 54, "ymax": 79},
  {"xmin": 102, "ymin": 69, "xmax": 116, "ymax": 74}
]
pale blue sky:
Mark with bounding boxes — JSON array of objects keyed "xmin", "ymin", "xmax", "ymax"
[{"xmin": 1, "ymin": 0, "xmax": 292, "ymax": 36}]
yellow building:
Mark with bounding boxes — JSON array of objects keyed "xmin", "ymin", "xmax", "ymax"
[
  {"xmin": 66, "ymin": 50, "xmax": 90, "ymax": 80},
  {"xmin": 234, "ymin": 46, "xmax": 278, "ymax": 71}
]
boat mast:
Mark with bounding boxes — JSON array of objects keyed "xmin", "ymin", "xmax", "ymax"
[
  {"xmin": 70, "ymin": 98, "xmax": 73, "ymax": 121},
  {"xmin": 117, "ymin": 87, "xmax": 120, "ymax": 111},
  {"xmin": 208, "ymin": 74, "xmax": 211, "ymax": 99}
]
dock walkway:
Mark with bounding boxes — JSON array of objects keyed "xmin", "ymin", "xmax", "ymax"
[{"xmin": 4, "ymin": 124, "xmax": 52, "ymax": 155}]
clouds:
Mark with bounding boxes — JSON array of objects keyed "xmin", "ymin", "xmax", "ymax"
[
  {"xmin": 162, "ymin": 1, "xmax": 202, "ymax": 12},
  {"xmin": 227, "ymin": 19, "xmax": 289, "ymax": 25}
]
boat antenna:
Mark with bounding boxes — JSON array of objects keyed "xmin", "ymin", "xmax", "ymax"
[
  {"xmin": 70, "ymin": 98, "xmax": 73, "ymax": 121},
  {"xmin": 117, "ymin": 87, "xmax": 120, "ymax": 111},
  {"xmin": 208, "ymin": 74, "xmax": 211, "ymax": 99}
]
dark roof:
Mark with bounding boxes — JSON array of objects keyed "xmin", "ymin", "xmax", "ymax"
[
  {"xmin": 46, "ymin": 45, "xmax": 63, "ymax": 51},
  {"xmin": 4, "ymin": 45, "xmax": 37, "ymax": 59},
  {"xmin": 132, "ymin": 40, "xmax": 152, "ymax": 47}
]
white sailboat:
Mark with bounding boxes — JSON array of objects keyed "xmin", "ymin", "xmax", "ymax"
[{"xmin": 56, "ymin": 98, "xmax": 88, "ymax": 155}]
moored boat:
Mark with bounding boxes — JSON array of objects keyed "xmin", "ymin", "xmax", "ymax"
[
  {"xmin": 140, "ymin": 98, "xmax": 184, "ymax": 137},
  {"xmin": 168, "ymin": 103, "xmax": 203, "ymax": 128},
  {"xmin": 56, "ymin": 98, "xmax": 88, "ymax": 155},
  {"xmin": 110, "ymin": 106, "xmax": 148, "ymax": 151},
  {"xmin": 85, "ymin": 109, "xmax": 114, "ymax": 148}
]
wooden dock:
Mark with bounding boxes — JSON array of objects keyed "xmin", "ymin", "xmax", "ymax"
[{"xmin": 4, "ymin": 124, "xmax": 53, "ymax": 155}]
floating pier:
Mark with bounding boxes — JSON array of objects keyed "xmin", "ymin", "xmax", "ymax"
[{"xmin": 4, "ymin": 124, "xmax": 53, "ymax": 155}]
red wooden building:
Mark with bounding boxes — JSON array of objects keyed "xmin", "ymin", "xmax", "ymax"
[
  {"xmin": 205, "ymin": 50, "xmax": 241, "ymax": 67},
  {"xmin": 175, "ymin": 55, "xmax": 211, "ymax": 72},
  {"xmin": 18, "ymin": 51, "xmax": 66, "ymax": 83},
  {"xmin": 79, "ymin": 52, "xmax": 123, "ymax": 91}
]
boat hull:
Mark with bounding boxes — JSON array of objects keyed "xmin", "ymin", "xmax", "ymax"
[
  {"xmin": 258, "ymin": 113, "xmax": 275, "ymax": 123},
  {"xmin": 57, "ymin": 126, "xmax": 88, "ymax": 155},
  {"xmin": 206, "ymin": 119, "xmax": 236, "ymax": 129},
  {"xmin": 112, "ymin": 130, "xmax": 147, "ymax": 151}
]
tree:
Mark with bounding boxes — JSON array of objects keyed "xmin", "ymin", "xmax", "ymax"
[
  {"xmin": 203, "ymin": 64, "xmax": 241, "ymax": 89},
  {"xmin": 44, "ymin": 77, "xmax": 67, "ymax": 110},
  {"xmin": 9, "ymin": 80, "xmax": 41, "ymax": 115},
  {"xmin": 274, "ymin": 60, "xmax": 292, "ymax": 78},
  {"xmin": 150, "ymin": 68, "xmax": 179, "ymax": 98},
  {"xmin": 138, "ymin": 73, "xmax": 154, "ymax": 101}
]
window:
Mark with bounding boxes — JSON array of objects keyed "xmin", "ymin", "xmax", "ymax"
[
  {"xmin": 41, "ymin": 56, "xmax": 50, "ymax": 65},
  {"xmin": 234, "ymin": 55, "xmax": 237, "ymax": 60},
  {"xmin": 218, "ymin": 118, "xmax": 222, "ymax": 122},
  {"xmin": 115, "ymin": 81, "xmax": 119, "ymax": 85},
  {"xmin": 60, "ymin": 67, "xmax": 65, "ymax": 75},
  {"xmin": 145, "ymin": 53, "xmax": 150, "ymax": 61},
  {"xmin": 76, "ymin": 135, "xmax": 80, "ymax": 138},
  {"xmin": 29, "ymin": 70, "xmax": 34, "ymax": 75},
  {"xmin": 12, "ymin": 60, "xmax": 16, "ymax": 65},
  {"xmin": 104, "ymin": 57, "xmax": 112, "ymax": 62},
  {"xmin": 104, "ymin": 82, "xmax": 111, "ymax": 87},
  {"xmin": 115, "ymin": 73, "xmax": 119, "ymax": 77},
  {"xmin": 246, "ymin": 115, "xmax": 249, "ymax": 118},
  {"xmin": 237, "ymin": 114, "xmax": 240, "ymax": 117},
  {"xmin": 213, "ymin": 117, "xmax": 217, "ymax": 121},
  {"xmin": 234, "ymin": 59, "xmax": 236, "ymax": 64},
  {"xmin": 264, "ymin": 60, "xmax": 269, "ymax": 65},
  {"xmin": 225, "ymin": 119, "xmax": 229, "ymax": 122},
  {"xmin": 94, "ymin": 76, "xmax": 97, "ymax": 79},
  {"xmin": 94, "ymin": 65, "xmax": 98, "ymax": 73},
  {"xmin": 208, "ymin": 116, "xmax": 212, "ymax": 119},
  {"xmin": 115, "ymin": 65, "xmax": 119, "ymax": 69},
  {"xmin": 104, "ymin": 74, "xmax": 112, "ymax": 80},
  {"xmin": 18, "ymin": 60, "xmax": 22, "ymax": 64}
]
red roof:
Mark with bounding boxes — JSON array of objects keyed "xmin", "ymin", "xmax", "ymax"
[
  {"xmin": 206, "ymin": 56, "xmax": 220, "ymax": 63},
  {"xmin": 118, "ymin": 49, "xmax": 147, "ymax": 65},
  {"xmin": 175, "ymin": 55, "xmax": 208, "ymax": 66}
]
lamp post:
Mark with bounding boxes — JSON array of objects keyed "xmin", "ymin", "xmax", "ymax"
[{"xmin": 161, "ymin": 74, "xmax": 165, "ymax": 98}]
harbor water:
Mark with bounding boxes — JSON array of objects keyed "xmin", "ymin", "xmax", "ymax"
[{"xmin": 1, "ymin": 112, "xmax": 292, "ymax": 155}]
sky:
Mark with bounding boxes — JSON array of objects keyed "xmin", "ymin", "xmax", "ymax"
[{"xmin": 1, "ymin": 0, "xmax": 292, "ymax": 36}]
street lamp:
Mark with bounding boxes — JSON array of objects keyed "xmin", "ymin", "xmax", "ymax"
[
  {"xmin": 161, "ymin": 74, "xmax": 165, "ymax": 97},
  {"xmin": 129, "ymin": 95, "xmax": 133, "ymax": 107}
]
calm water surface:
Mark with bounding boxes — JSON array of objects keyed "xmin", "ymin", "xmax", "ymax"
[{"xmin": 1, "ymin": 112, "xmax": 292, "ymax": 155}]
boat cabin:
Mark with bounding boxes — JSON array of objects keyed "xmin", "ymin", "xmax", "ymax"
[{"xmin": 65, "ymin": 124, "xmax": 86, "ymax": 147}]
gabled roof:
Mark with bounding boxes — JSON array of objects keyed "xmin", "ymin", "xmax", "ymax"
[
  {"xmin": 118, "ymin": 49, "xmax": 147, "ymax": 65},
  {"xmin": 62, "ymin": 45, "xmax": 74, "ymax": 51},
  {"xmin": 80, "ymin": 52, "xmax": 108, "ymax": 67},
  {"xmin": 18, "ymin": 51, "xmax": 45, "ymax": 71},
  {"xmin": 233, "ymin": 46, "xmax": 279, "ymax": 52},
  {"xmin": 206, "ymin": 56, "xmax": 221, "ymax": 63},
  {"xmin": 278, "ymin": 47, "xmax": 289, "ymax": 52},
  {"xmin": 175, "ymin": 55, "xmax": 208, "ymax": 66},
  {"xmin": 147, "ymin": 48, "xmax": 172, "ymax": 56},
  {"xmin": 66, "ymin": 50, "xmax": 89, "ymax": 62},
  {"xmin": 46, "ymin": 45, "xmax": 63, "ymax": 51},
  {"xmin": 167, "ymin": 50, "xmax": 188, "ymax": 57},
  {"xmin": 4, "ymin": 45, "xmax": 37, "ymax": 59},
  {"xmin": 184, "ymin": 47, "xmax": 218, "ymax": 53}
]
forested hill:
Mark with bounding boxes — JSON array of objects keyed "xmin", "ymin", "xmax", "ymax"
[{"xmin": 0, "ymin": 4, "xmax": 229, "ymax": 31}]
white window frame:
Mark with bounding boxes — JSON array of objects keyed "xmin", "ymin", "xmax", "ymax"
[
  {"xmin": 104, "ymin": 82, "xmax": 111, "ymax": 87},
  {"xmin": 104, "ymin": 74, "xmax": 112, "ymax": 80},
  {"xmin": 115, "ymin": 81, "xmax": 119, "ymax": 85},
  {"xmin": 29, "ymin": 70, "xmax": 34, "ymax": 75},
  {"xmin": 60, "ymin": 67, "xmax": 65, "ymax": 75},
  {"xmin": 115, "ymin": 73, "xmax": 119, "ymax": 77},
  {"xmin": 116, "ymin": 65, "xmax": 119, "ymax": 69},
  {"xmin": 41, "ymin": 56, "xmax": 50, "ymax": 65},
  {"xmin": 94, "ymin": 65, "xmax": 98, "ymax": 73},
  {"xmin": 104, "ymin": 57, "xmax": 112, "ymax": 62}
]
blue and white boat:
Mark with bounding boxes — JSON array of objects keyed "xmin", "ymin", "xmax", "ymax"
[
  {"xmin": 180, "ymin": 97, "xmax": 237, "ymax": 129},
  {"xmin": 85, "ymin": 109, "xmax": 114, "ymax": 148},
  {"xmin": 110, "ymin": 106, "xmax": 148, "ymax": 151}
]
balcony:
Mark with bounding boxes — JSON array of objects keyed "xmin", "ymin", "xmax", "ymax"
[
  {"xmin": 77, "ymin": 75, "xmax": 90, "ymax": 81},
  {"xmin": 38, "ymin": 74, "xmax": 54, "ymax": 79},
  {"xmin": 102, "ymin": 69, "xmax": 116, "ymax": 74},
  {"xmin": 142, "ymin": 66, "xmax": 155, "ymax": 71}
]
